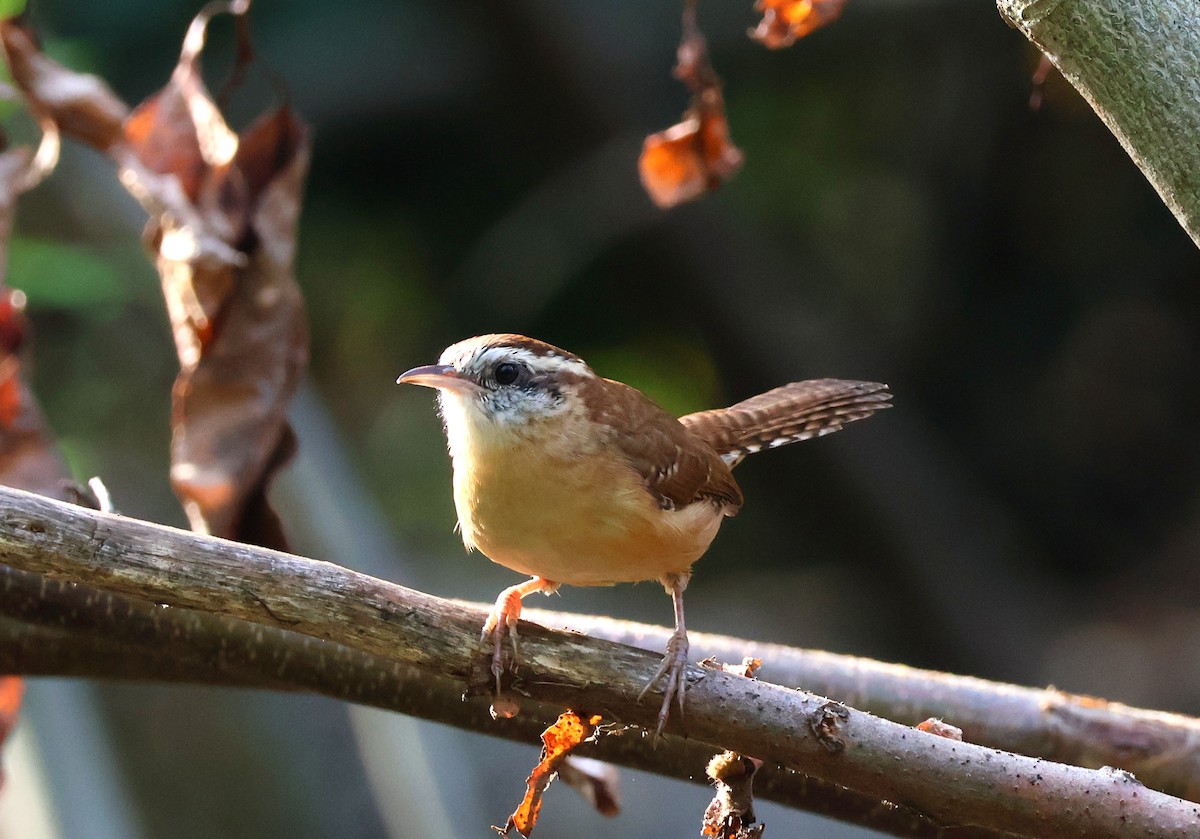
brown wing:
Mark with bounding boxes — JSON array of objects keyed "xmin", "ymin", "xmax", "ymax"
[
  {"xmin": 680, "ymin": 379, "xmax": 891, "ymax": 467},
  {"xmin": 590, "ymin": 378, "xmax": 743, "ymax": 513}
]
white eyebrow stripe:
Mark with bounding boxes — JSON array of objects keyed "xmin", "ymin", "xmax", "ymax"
[{"xmin": 470, "ymin": 346, "xmax": 590, "ymax": 376}]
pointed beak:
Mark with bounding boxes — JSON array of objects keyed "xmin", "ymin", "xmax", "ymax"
[{"xmin": 396, "ymin": 364, "xmax": 482, "ymax": 394}]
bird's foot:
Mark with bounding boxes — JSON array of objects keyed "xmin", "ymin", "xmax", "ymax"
[
  {"xmin": 481, "ymin": 586, "xmax": 526, "ymax": 695},
  {"xmin": 480, "ymin": 577, "xmax": 558, "ymax": 696},
  {"xmin": 639, "ymin": 628, "xmax": 690, "ymax": 737}
]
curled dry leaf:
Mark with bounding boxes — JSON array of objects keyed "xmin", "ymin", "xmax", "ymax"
[
  {"xmin": 125, "ymin": 9, "xmax": 310, "ymax": 550},
  {"xmin": 497, "ymin": 711, "xmax": 603, "ymax": 837},
  {"xmin": 0, "ymin": 22, "xmax": 127, "ymax": 151},
  {"xmin": 1, "ymin": 11, "xmax": 310, "ymax": 549},
  {"xmin": 640, "ymin": 109, "xmax": 743, "ymax": 209},
  {"xmin": 639, "ymin": 0, "xmax": 742, "ymax": 208},
  {"xmin": 750, "ymin": 0, "xmax": 847, "ymax": 49},
  {"xmin": 703, "ymin": 751, "xmax": 765, "ymax": 839}
]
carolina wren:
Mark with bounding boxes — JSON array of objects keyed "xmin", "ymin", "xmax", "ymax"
[{"xmin": 398, "ymin": 334, "xmax": 890, "ymax": 734}]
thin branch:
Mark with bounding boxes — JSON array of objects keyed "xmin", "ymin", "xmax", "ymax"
[
  {"xmin": 526, "ymin": 609, "xmax": 1200, "ymax": 804},
  {"xmin": 997, "ymin": 0, "xmax": 1200, "ymax": 248},
  {"xmin": 0, "ymin": 487, "xmax": 1196, "ymax": 838}
]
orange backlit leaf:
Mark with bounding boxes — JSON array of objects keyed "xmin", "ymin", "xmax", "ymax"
[
  {"xmin": 751, "ymin": 0, "xmax": 847, "ymax": 49},
  {"xmin": 498, "ymin": 711, "xmax": 603, "ymax": 837},
  {"xmin": 0, "ymin": 676, "xmax": 24, "ymax": 793},
  {"xmin": 640, "ymin": 108, "xmax": 743, "ymax": 208},
  {"xmin": 640, "ymin": 1, "xmax": 743, "ymax": 209}
]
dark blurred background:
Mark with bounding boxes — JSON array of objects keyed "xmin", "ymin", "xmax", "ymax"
[{"xmin": 3, "ymin": 0, "xmax": 1200, "ymax": 837}]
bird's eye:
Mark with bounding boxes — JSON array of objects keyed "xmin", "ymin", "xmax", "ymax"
[{"xmin": 493, "ymin": 362, "xmax": 520, "ymax": 386}]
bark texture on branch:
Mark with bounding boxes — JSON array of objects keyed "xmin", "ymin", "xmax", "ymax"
[
  {"xmin": 0, "ymin": 486, "xmax": 1197, "ymax": 838},
  {"xmin": 530, "ymin": 609, "xmax": 1200, "ymax": 803},
  {"xmin": 997, "ymin": 0, "xmax": 1200, "ymax": 248},
  {"xmin": 0, "ymin": 577, "xmax": 1008, "ymax": 839}
]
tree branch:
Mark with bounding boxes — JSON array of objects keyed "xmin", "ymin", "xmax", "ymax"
[
  {"xmin": 0, "ymin": 598, "xmax": 1001, "ymax": 839},
  {"xmin": 9, "ymin": 554, "xmax": 1200, "ymax": 805},
  {"xmin": 530, "ymin": 609, "xmax": 1200, "ymax": 803},
  {"xmin": 0, "ymin": 486, "xmax": 1197, "ymax": 837},
  {"xmin": 997, "ymin": 0, "xmax": 1200, "ymax": 248}
]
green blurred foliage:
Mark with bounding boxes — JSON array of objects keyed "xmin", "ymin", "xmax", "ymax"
[{"xmin": 9, "ymin": 237, "xmax": 130, "ymax": 309}]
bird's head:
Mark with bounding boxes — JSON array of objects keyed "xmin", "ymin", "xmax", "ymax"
[{"xmin": 397, "ymin": 334, "xmax": 594, "ymax": 435}]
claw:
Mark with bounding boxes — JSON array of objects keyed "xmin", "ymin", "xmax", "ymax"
[
  {"xmin": 639, "ymin": 629, "xmax": 690, "ymax": 737},
  {"xmin": 480, "ymin": 576, "xmax": 557, "ymax": 695},
  {"xmin": 639, "ymin": 572, "xmax": 691, "ymax": 738}
]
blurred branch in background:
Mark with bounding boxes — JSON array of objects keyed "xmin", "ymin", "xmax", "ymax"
[
  {"xmin": 998, "ymin": 0, "xmax": 1200, "ymax": 248},
  {"xmin": 2, "ymin": 487, "xmax": 1200, "ymax": 837}
]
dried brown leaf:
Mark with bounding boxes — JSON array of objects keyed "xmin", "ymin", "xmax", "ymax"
[
  {"xmin": 750, "ymin": 0, "xmax": 847, "ymax": 49},
  {"xmin": 639, "ymin": 1, "xmax": 742, "ymax": 209},
  {"xmin": 0, "ymin": 21, "xmax": 128, "ymax": 150},
  {"xmin": 640, "ymin": 109, "xmax": 742, "ymax": 208},
  {"xmin": 123, "ymin": 81, "xmax": 207, "ymax": 201},
  {"xmin": 136, "ymin": 10, "xmax": 309, "ymax": 549},
  {"xmin": 703, "ymin": 751, "xmax": 765, "ymax": 838},
  {"xmin": 498, "ymin": 711, "xmax": 602, "ymax": 837},
  {"xmin": 3, "ymin": 9, "xmax": 310, "ymax": 549}
]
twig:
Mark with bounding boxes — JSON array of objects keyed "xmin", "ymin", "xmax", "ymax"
[
  {"xmin": 0, "ymin": 486, "xmax": 1196, "ymax": 837},
  {"xmin": 525, "ymin": 608, "xmax": 1200, "ymax": 804}
]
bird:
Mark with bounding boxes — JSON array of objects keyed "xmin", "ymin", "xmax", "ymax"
[{"xmin": 398, "ymin": 333, "xmax": 891, "ymax": 735}]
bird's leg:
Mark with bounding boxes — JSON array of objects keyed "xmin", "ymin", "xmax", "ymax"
[
  {"xmin": 481, "ymin": 576, "xmax": 559, "ymax": 693},
  {"xmin": 638, "ymin": 572, "xmax": 690, "ymax": 736}
]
